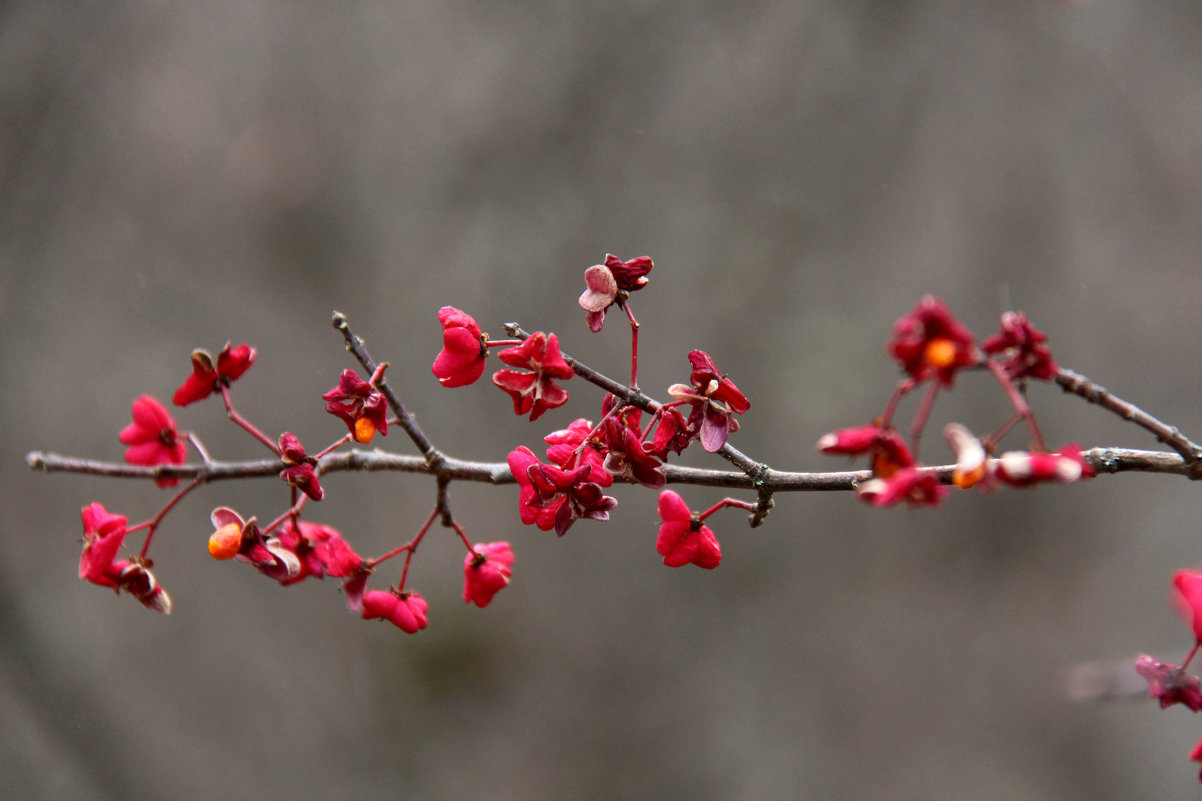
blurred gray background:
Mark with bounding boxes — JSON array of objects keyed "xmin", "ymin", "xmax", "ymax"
[{"xmin": 4, "ymin": 1, "xmax": 1202, "ymax": 799}]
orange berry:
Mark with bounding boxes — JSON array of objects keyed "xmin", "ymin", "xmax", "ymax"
[
  {"xmin": 208, "ymin": 523, "xmax": 242, "ymax": 560},
  {"xmin": 353, "ymin": 416, "xmax": 376, "ymax": 444},
  {"xmin": 923, "ymin": 338, "xmax": 958, "ymax": 370}
]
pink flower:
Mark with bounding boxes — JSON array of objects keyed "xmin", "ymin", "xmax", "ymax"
[
  {"xmin": 277, "ymin": 432, "xmax": 323, "ymax": 501},
  {"xmin": 492, "ymin": 332, "xmax": 573, "ymax": 421},
  {"xmin": 209, "ymin": 507, "xmax": 300, "ymax": 583},
  {"xmin": 118, "ymin": 395, "xmax": 187, "ymax": 488},
  {"xmin": 1191, "ymin": 734, "xmax": 1202, "ymax": 783},
  {"xmin": 667, "ymin": 350, "xmax": 750, "ymax": 452},
  {"xmin": 1134, "ymin": 655, "xmax": 1202, "ymax": 711},
  {"xmin": 992, "ymin": 444, "xmax": 1094, "ymax": 487},
  {"xmin": 361, "ymin": 589, "xmax": 428, "ymax": 633},
  {"xmin": 463, "ymin": 542, "xmax": 515, "ymax": 608},
  {"xmin": 322, "ymin": 369, "xmax": 389, "ymax": 444},
  {"xmin": 577, "ymin": 254, "xmax": 653, "ymax": 332},
  {"xmin": 78, "ymin": 503, "xmax": 171, "ymax": 613},
  {"xmin": 887, "ymin": 296, "xmax": 979, "ymax": 387},
  {"xmin": 432, "ymin": 306, "xmax": 488, "ymax": 387},
  {"xmin": 982, "ymin": 311, "xmax": 1058, "ymax": 381},
  {"xmin": 507, "ymin": 446, "xmax": 617, "ymax": 536},
  {"xmin": 1174, "ymin": 570, "xmax": 1202, "ymax": 643},
  {"xmin": 173, "ymin": 342, "xmax": 256, "ymax": 406},
  {"xmin": 856, "ymin": 467, "xmax": 947, "ymax": 508},
  {"xmin": 275, "ymin": 519, "xmax": 362, "ymax": 585},
  {"xmin": 655, "ymin": 490, "xmax": 721, "ymax": 569}
]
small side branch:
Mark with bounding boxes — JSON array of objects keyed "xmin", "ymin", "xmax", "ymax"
[
  {"xmin": 332, "ymin": 311, "xmax": 442, "ymax": 467},
  {"xmin": 1056, "ymin": 368, "xmax": 1202, "ymax": 476}
]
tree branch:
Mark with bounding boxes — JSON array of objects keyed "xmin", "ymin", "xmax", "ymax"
[{"xmin": 25, "ymin": 445, "xmax": 1197, "ymax": 489}]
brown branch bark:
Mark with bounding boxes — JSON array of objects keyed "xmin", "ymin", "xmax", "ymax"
[{"xmin": 25, "ymin": 446, "xmax": 1198, "ymax": 489}]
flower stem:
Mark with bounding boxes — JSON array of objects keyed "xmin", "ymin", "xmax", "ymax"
[
  {"xmin": 220, "ymin": 386, "xmax": 280, "ymax": 454},
  {"xmin": 133, "ymin": 478, "xmax": 205, "ymax": 559}
]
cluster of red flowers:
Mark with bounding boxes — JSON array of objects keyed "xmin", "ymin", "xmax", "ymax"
[
  {"xmin": 1137, "ymin": 571, "xmax": 1202, "ymax": 781},
  {"xmin": 82, "ymin": 336, "xmax": 514, "ymax": 634},
  {"xmin": 73, "ymin": 261, "xmax": 1106, "ymax": 642},
  {"xmin": 816, "ymin": 296, "xmax": 1089, "ymax": 507},
  {"xmin": 432, "ymin": 254, "xmax": 752, "ymax": 569}
]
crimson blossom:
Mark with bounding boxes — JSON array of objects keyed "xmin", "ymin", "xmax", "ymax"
[
  {"xmin": 856, "ymin": 467, "xmax": 947, "ymax": 508},
  {"xmin": 118, "ymin": 395, "xmax": 187, "ymax": 487},
  {"xmin": 543, "ymin": 418, "xmax": 613, "ymax": 487},
  {"xmin": 667, "ymin": 350, "xmax": 750, "ymax": 452},
  {"xmin": 507, "ymin": 446, "xmax": 617, "ymax": 536},
  {"xmin": 78, "ymin": 503, "xmax": 171, "ymax": 613},
  {"xmin": 655, "ymin": 490, "xmax": 721, "ymax": 569},
  {"xmin": 1135, "ymin": 655, "xmax": 1202, "ymax": 712},
  {"xmin": 361, "ymin": 590, "xmax": 429, "ymax": 634},
  {"xmin": 982, "ymin": 310, "xmax": 1058, "ymax": 381},
  {"xmin": 463, "ymin": 542, "xmax": 515, "ymax": 608},
  {"xmin": 432, "ymin": 306, "xmax": 488, "ymax": 387},
  {"xmin": 991, "ymin": 444, "xmax": 1093, "ymax": 487},
  {"xmin": 887, "ymin": 296, "xmax": 979, "ymax": 387},
  {"xmin": 577, "ymin": 253, "xmax": 654, "ymax": 332},
  {"xmin": 492, "ymin": 332, "xmax": 574, "ymax": 421},
  {"xmin": 173, "ymin": 342, "xmax": 256, "ymax": 406},
  {"xmin": 1175, "ymin": 570, "xmax": 1202, "ymax": 644},
  {"xmin": 322, "ymin": 368, "xmax": 389, "ymax": 444},
  {"xmin": 277, "ymin": 432, "xmax": 323, "ymax": 501},
  {"xmin": 275, "ymin": 519, "xmax": 362, "ymax": 585}
]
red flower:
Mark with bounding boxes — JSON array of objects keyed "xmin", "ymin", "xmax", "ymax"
[
  {"xmin": 507, "ymin": 446, "xmax": 617, "ymax": 536},
  {"xmin": 992, "ymin": 444, "xmax": 1094, "ymax": 487},
  {"xmin": 361, "ymin": 589, "xmax": 428, "ymax": 634},
  {"xmin": 1135, "ymin": 655, "xmax": 1202, "ymax": 711},
  {"xmin": 887, "ymin": 296, "xmax": 979, "ymax": 387},
  {"xmin": 577, "ymin": 254, "xmax": 653, "ymax": 332},
  {"xmin": 322, "ymin": 369, "xmax": 389, "ymax": 444},
  {"xmin": 79, "ymin": 502, "xmax": 129, "ymax": 589},
  {"xmin": 655, "ymin": 490, "xmax": 721, "ymax": 569},
  {"xmin": 173, "ymin": 342, "xmax": 256, "ymax": 406},
  {"xmin": 432, "ymin": 306, "xmax": 488, "ymax": 387},
  {"xmin": 209, "ymin": 507, "xmax": 300, "ymax": 583},
  {"xmin": 275, "ymin": 519, "xmax": 362, "ymax": 585},
  {"xmin": 78, "ymin": 503, "xmax": 171, "ymax": 613},
  {"xmin": 816, "ymin": 423, "xmax": 914, "ymax": 478},
  {"xmin": 1191, "ymin": 734, "xmax": 1202, "ymax": 783},
  {"xmin": 118, "ymin": 395, "xmax": 187, "ymax": 488},
  {"xmin": 492, "ymin": 332, "xmax": 573, "ymax": 421},
  {"xmin": 647, "ymin": 406, "xmax": 692, "ymax": 459},
  {"xmin": 463, "ymin": 542, "xmax": 515, "ymax": 608},
  {"xmin": 277, "ymin": 432, "xmax": 323, "ymax": 501},
  {"xmin": 982, "ymin": 311, "xmax": 1058, "ymax": 381},
  {"xmin": 667, "ymin": 350, "xmax": 750, "ymax": 452},
  {"xmin": 856, "ymin": 467, "xmax": 947, "ymax": 508},
  {"xmin": 601, "ymin": 414, "xmax": 665, "ymax": 488},
  {"xmin": 1174, "ymin": 570, "xmax": 1202, "ymax": 643},
  {"xmin": 543, "ymin": 418, "xmax": 612, "ymax": 487}
]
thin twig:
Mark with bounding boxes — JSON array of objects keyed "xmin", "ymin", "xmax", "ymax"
[
  {"xmin": 1055, "ymin": 367, "xmax": 1202, "ymax": 477},
  {"xmin": 331, "ymin": 311, "xmax": 443, "ymax": 468}
]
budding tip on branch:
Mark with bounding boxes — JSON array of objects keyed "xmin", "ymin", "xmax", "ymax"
[{"xmin": 331, "ymin": 311, "xmax": 348, "ymax": 329}]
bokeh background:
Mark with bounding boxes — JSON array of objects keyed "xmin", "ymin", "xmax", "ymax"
[{"xmin": 4, "ymin": 1, "xmax": 1202, "ymax": 799}]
